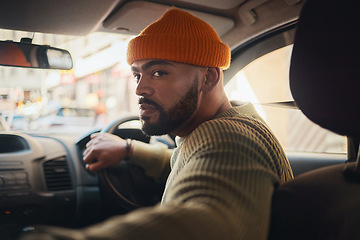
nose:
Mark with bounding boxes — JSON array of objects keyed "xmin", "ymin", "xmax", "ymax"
[{"xmin": 135, "ymin": 75, "xmax": 153, "ymax": 96}]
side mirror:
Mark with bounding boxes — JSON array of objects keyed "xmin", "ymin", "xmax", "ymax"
[{"xmin": 0, "ymin": 39, "xmax": 73, "ymax": 70}]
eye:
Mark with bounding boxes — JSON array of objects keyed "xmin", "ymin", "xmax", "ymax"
[
  {"xmin": 152, "ymin": 71, "xmax": 167, "ymax": 77},
  {"xmin": 133, "ymin": 73, "xmax": 141, "ymax": 82}
]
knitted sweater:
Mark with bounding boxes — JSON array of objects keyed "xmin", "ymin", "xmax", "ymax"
[{"xmin": 23, "ymin": 103, "xmax": 293, "ymax": 240}]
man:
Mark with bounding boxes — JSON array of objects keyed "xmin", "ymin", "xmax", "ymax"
[{"xmin": 22, "ymin": 8, "xmax": 293, "ymax": 240}]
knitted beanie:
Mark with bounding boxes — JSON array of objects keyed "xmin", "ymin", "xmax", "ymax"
[{"xmin": 126, "ymin": 8, "xmax": 231, "ymax": 69}]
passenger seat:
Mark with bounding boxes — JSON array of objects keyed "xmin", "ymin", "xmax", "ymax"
[{"xmin": 268, "ymin": 0, "xmax": 360, "ymax": 239}]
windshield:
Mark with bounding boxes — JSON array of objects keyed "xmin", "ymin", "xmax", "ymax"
[{"xmin": 0, "ymin": 30, "xmax": 137, "ymax": 137}]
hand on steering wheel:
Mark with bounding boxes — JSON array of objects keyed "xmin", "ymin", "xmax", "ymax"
[
  {"xmin": 83, "ymin": 132, "xmax": 130, "ymax": 172},
  {"xmin": 81, "ymin": 116, "xmax": 164, "ymax": 214}
]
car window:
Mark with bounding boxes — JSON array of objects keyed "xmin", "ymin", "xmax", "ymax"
[
  {"xmin": 0, "ymin": 30, "xmax": 137, "ymax": 136},
  {"xmin": 225, "ymin": 45, "xmax": 347, "ymax": 154}
]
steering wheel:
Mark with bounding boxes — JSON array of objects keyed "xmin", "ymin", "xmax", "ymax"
[{"xmin": 96, "ymin": 116, "xmax": 172, "ymax": 215}]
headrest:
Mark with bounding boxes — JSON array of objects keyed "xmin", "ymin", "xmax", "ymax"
[{"xmin": 290, "ymin": 0, "xmax": 360, "ymax": 138}]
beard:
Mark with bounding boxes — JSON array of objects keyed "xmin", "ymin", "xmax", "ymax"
[{"xmin": 139, "ymin": 78, "xmax": 199, "ymax": 136}]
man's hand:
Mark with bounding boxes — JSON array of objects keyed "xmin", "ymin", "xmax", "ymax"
[{"xmin": 83, "ymin": 132, "xmax": 130, "ymax": 172}]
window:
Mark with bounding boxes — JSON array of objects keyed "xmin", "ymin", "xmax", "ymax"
[{"xmin": 225, "ymin": 45, "xmax": 347, "ymax": 154}]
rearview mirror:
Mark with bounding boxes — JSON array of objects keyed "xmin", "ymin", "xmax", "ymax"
[{"xmin": 0, "ymin": 39, "xmax": 73, "ymax": 70}]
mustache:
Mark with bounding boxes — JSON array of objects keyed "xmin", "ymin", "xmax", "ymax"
[{"xmin": 138, "ymin": 97, "xmax": 162, "ymax": 109}]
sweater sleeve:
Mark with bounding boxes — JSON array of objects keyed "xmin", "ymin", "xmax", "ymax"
[{"xmin": 129, "ymin": 140, "xmax": 173, "ymax": 183}]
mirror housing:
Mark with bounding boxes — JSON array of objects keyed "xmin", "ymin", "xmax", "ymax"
[{"xmin": 0, "ymin": 39, "xmax": 73, "ymax": 70}]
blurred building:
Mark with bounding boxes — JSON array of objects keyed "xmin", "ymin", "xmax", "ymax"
[{"xmin": 0, "ymin": 30, "xmax": 138, "ymax": 128}]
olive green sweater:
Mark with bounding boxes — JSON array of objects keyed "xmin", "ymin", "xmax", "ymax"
[{"xmin": 22, "ymin": 103, "xmax": 293, "ymax": 240}]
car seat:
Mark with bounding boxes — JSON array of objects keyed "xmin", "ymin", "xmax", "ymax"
[{"xmin": 268, "ymin": 0, "xmax": 360, "ymax": 239}]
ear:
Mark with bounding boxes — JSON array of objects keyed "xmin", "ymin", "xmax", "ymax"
[{"xmin": 201, "ymin": 67, "xmax": 221, "ymax": 93}]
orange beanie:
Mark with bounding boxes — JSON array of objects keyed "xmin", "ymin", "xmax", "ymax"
[{"xmin": 126, "ymin": 8, "xmax": 231, "ymax": 69}]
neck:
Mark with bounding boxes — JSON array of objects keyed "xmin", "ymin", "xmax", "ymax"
[
  {"xmin": 213, "ymin": 100, "xmax": 232, "ymax": 117},
  {"xmin": 173, "ymin": 95, "xmax": 232, "ymax": 137}
]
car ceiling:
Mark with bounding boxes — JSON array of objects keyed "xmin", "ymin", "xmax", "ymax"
[{"xmin": 0, "ymin": 0, "xmax": 305, "ymax": 50}]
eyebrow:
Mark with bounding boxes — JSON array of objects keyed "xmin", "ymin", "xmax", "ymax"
[{"xmin": 131, "ymin": 60, "xmax": 175, "ymax": 72}]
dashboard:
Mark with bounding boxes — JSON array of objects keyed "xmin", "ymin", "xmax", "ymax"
[{"xmin": 0, "ymin": 131, "xmax": 102, "ymax": 238}]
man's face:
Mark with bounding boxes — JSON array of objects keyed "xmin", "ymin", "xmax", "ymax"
[{"xmin": 131, "ymin": 59, "xmax": 203, "ymax": 136}]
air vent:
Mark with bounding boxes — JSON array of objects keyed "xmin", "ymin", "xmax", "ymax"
[{"xmin": 43, "ymin": 157, "xmax": 72, "ymax": 191}]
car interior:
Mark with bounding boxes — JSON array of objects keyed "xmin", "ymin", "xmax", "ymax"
[{"xmin": 0, "ymin": 0, "xmax": 358, "ymax": 239}]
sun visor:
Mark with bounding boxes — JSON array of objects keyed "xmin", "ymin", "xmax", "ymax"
[
  {"xmin": 179, "ymin": 0, "xmax": 246, "ymax": 10},
  {"xmin": 103, "ymin": 1, "xmax": 235, "ymax": 37},
  {"xmin": 0, "ymin": 0, "xmax": 120, "ymax": 35}
]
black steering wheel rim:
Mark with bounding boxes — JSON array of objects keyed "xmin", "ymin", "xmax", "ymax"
[{"xmin": 97, "ymin": 116, "xmax": 166, "ymax": 213}]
